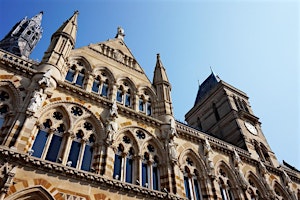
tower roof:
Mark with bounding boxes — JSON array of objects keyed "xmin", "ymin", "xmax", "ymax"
[
  {"xmin": 194, "ymin": 72, "xmax": 219, "ymax": 105},
  {"xmin": 52, "ymin": 10, "xmax": 78, "ymax": 46}
]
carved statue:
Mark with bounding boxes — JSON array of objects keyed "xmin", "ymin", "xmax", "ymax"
[
  {"xmin": 27, "ymin": 89, "xmax": 44, "ymax": 112},
  {"xmin": 232, "ymin": 149, "xmax": 248, "ymax": 189},
  {"xmin": 169, "ymin": 118, "xmax": 178, "ymax": 138},
  {"xmin": 168, "ymin": 139, "xmax": 178, "ymax": 163},
  {"xmin": 106, "ymin": 117, "xmax": 118, "ymax": 143},
  {"xmin": 110, "ymin": 99, "xmax": 118, "ymax": 117},
  {"xmin": 38, "ymin": 69, "xmax": 52, "ymax": 87},
  {"xmin": 203, "ymin": 138, "xmax": 215, "ymax": 176}
]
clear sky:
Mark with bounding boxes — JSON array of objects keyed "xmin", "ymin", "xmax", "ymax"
[{"xmin": 1, "ymin": 0, "xmax": 299, "ymax": 169}]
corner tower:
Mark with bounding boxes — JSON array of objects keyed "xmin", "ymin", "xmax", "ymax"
[
  {"xmin": 0, "ymin": 12, "xmax": 43, "ymax": 58},
  {"xmin": 185, "ymin": 72, "xmax": 278, "ymax": 166},
  {"xmin": 38, "ymin": 11, "xmax": 78, "ymax": 81}
]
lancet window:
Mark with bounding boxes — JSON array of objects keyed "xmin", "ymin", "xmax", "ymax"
[
  {"xmin": 217, "ymin": 167, "xmax": 236, "ymax": 200},
  {"xmin": 116, "ymin": 81, "xmax": 133, "ymax": 108},
  {"xmin": 65, "ymin": 60, "xmax": 87, "ymax": 88},
  {"xmin": 182, "ymin": 156, "xmax": 203, "ymax": 200},
  {"xmin": 141, "ymin": 144, "xmax": 160, "ymax": 190},
  {"xmin": 138, "ymin": 91, "xmax": 152, "ymax": 116},
  {"xmin": 91, "ymin": 72, "xmax": 109, "ymax": 98},
  {"xmin": 113, "ymin": 137, "xmax": 135, "ymax": 183}
]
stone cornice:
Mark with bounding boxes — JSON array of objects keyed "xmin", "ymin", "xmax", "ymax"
[
  {"xmin": 0, "ymin": 146, "xmax": 185, "ymax": 200},
  {"xmin": 0, "ymin": 49, "xmax": 37, "ymax": 77}
]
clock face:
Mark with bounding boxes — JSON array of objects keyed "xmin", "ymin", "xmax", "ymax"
[{"xmin": 244, "ymin": 121, "xmax": 258, "ymax": 135}]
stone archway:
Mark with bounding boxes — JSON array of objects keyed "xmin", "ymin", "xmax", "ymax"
[{"xmin": 5, "ymin": 186, "xmax": 54, "ymax": 200}]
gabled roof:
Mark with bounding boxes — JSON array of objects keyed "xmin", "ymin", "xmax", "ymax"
[{"xmin": 194, "ymin": 72, "xmax": 219, "ymax": 105}]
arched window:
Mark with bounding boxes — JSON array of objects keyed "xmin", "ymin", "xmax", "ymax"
[
  {"xmin": 75, "ymin": 69, "xmax": 85, "ymax": 87},
  {"xmin": 138, "ymin": 91, "xmax": 152, "ymax": 116},
  {"xmin": 65, "ymin": 65, "xmax": 76, "ymax": 82},
  {"xmin": 112, "ymin": 142, "xmax": 135, "ymax": 183},
  {"xmin": 31, "ymin": 119, "xmax": 52, "ymax": 158},
  {"xmin": 81, "ymin": 133, "xmax": 95, "ymax": 171},
  {"xmin": 218, "ymin": 168, "xmax": 235, "ymax": 200},
  {"xmin": 45, "ymin": 123, "xmax": 64, "ymax": 162},
  {"xmin": 183, "ymin": 157, "xmax": 203, "ymax": 200},
  {"xmin": 116, "ymin": 81, "xmax": 134, "ymax": 108},
  {"xmin": 67, "ymin": 130, "xmax": 84, "ymax": 168},
  {"xmin": 92, "ymin": 76, "xmax": 109, "ymax": 98},
  {"xmin": 141, "ymin": 144, "xmax": 160, "ymax": 190},
  {"xmin": 0, "ymin": 105, "xmax": 9, "ymax": 129}
]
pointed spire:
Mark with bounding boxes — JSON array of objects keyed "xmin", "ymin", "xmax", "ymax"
[
  {"xmin": 31, "ymin": 11, "xmax": 43, "ymax": 26},
  {"xmin": 153, "ymin": 53, "xmax": 170, "ymax": 85},
  {"xmin": 53, "ymin": 10, "xmax": 78, "ymax": 46}
]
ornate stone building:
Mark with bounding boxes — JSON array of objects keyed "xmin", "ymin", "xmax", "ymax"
[{"xmin": 0, "ymin": 11, "xmax": 299, "ymax": 200}]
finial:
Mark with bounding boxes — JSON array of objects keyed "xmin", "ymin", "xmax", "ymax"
[
  {"xmin": 115, "ymin": 26, "xmax": 125, "ymax": 40},
  {"xmin": 74, "ymin": 10, "xmax": 79, "ymax": 14},
  {"xmin": 210, "ymin": 66, "xmax": 214, "ymax": 74},
  {"xmin": 40, "ymin": 11, "xmax": 44, "ymax": 14},
  {"xmin": 157, "ymin": 53, "xmax": 160, "ymax": 59}
]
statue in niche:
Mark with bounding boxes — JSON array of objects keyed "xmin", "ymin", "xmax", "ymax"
[
  {"xmin": 27, "ymin": 89, "xmax": 44, "ymax": 112},
  {"xmin": 38, "ymin": 69, "xmax": 52, "ymax": 87},
  {"xmin": 168, "ymin": 139, "xmax": 178, "ymax": 163},
  {"xmin": 106, "ymin": 100, "xmax": 119, "ymax": 143},
  {"xmin": 204, "ymin": 138, "xmax": 215, "ymax": 176},
  {"xmin": 233, "ymin": 149, "xmax": 248, "ymax": 189},
  {"xmin": 169, "ymin": 118, "xmax": 178, "ymax": 139}
]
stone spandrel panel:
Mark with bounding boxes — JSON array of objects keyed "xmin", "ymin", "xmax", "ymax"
[{"xmin": 63, "ymin": 193, "xmax": 86, "ymax": 200}]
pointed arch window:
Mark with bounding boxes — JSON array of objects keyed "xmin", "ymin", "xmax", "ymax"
[
  {"xmin": 218, "ymin": 168, "xmax": 235, "ymax": 200},
  {"xmin": 31, "ymin": 119, "xmax": 52, "ymax": 158},
  {"xmin": 139, "ymin": 94, "xmax": 152, "ymax": 116},
  {"xmin": 116, "ymin": 86, "xmax": 123, "ymax": 103},
  {"xmin": 45, "ymin": 123, "xmax": 64, "ymax": 162},
  {"xmin": 81, "ymin": 134, "xmax": 95, "ymax": 171},
  {"xmin": 65, "ymin": 65, "xmax": 76, "ymax": 82},
  {"xmin": 75, "ymin": 69, "xmax": 85, "ymax": 87},
  {"xmin": 92, "ymin": 76, "xmax": 109, "ymax": 98},
  {"xmin": 183, "ymin": 159, "xmax": 203, "ymax": 200},
  {"xmin": 67, "ymin": 130, "xmax": 84, "ymax": 168},
  {"xmin": 141, "ymin": 145, "xmax": 160, "ymax": 190}
]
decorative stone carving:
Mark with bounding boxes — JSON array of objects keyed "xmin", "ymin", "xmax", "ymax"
[
  {"xmin": 233, "ymin": 149, "xmax": 248, "ymax": 189},
  {"xmin": 204, "ymin": 138, "xmax": 215, "ymax": 177},
  {"xmin": 168, "ymin": 139, "xmax": 178, "ymax": 163},
  {"xmin": 106, "ymin": 100, "xmax": 119, "ymax": 144},
  {"xmin": 0, "ymin": 162, "xmax": 16, "ymax": 198},
  {"xmin": 169, "ymin": 118, "xmax": 178, "ymax": 139},
  {"xmin": 27, "ymin": 89, "xmax": 45, "ymax": 112},
  {"xmin": 38, "ymin": 69, "xmax": 52, "ymax": 87}
]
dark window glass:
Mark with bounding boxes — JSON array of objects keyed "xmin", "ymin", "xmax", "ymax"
[
  {"xmin": 146, "ymin": 103, "xmax": 151, "ymax": 116},
  {"xmin": 194, "ymin": 179, "xmax": 201, "ymax": 200},
  {"xmin": 139, "ymin": 99, "xmax": 144, "ymax": 111},
  {"xmin": 67, "ymin": 141, "xmax": 81, "ymax": 168},
  {"xmin": 92, "ymin": 80, "xmax": 100, "ymax": 93},
  {"xmin": 32, "ymin": 130, "xmax": 48, "ymax": 158},
  {"xmin": 101, "ymin": 83, "xmax": 108, "ymax": 97},
  {"xmin": 0, "ymin": 118, "xmax": 4, "ymax": 129},
  {"xmin": 153, "ymin": 166, "xmax": 159, "ymax": 190},
  {"xmin": 45, "ymin": 134, "xmax": 62, "ymax": 162},
  {"xmin": 116, "ymin": 90, "xmax": 123, "ymax": 103},
  {"xmin": 81, "ymin": 145, "xmax": 93, "ymax": 171},
  {"xmin": 125, "ymin": 94, "xmax": 131, "ymax": 107},
  {"xmin": 75, "ymin": 74, "xmax": 84, "ymax": 87},
  {"xmin": 0, "ymin": 91, "xmax": 9, "ymax": 101},
  {"xmin": 142, "ymin": 163, "xmax": 148, "ymax": 187},
  {"xmin": 113, "ymin": 154, "xmax": 122, "ymax": 180},
  {"xmin": 125, "ymin": 157, "xmax": 133, "ymax": 183},
  {"xmin": 65, "ymin": 69, "xmax": 75, "ymax": 82},
  {"xmin": 184, "ymin": 176, "xmax": 191, "ymax": 199}
]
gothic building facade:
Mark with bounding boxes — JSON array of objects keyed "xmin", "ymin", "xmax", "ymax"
[{"xmin": 0, "ymin": 11, "xmax": 299, "ymax": 200}]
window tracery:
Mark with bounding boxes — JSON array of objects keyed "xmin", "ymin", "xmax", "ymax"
[
  {"xmin": 65, "ymin": 60, "xmax": 88, "ymax": 88},
  {"xmin": 116, "ymin": 81, "xmax": 133, "ymax": 108},
  {"xmin": 217, "ymin": 166, "xmax": 237, "ymax": 200},
  {"xmin": 138, "ymin": 90, "xmax": 152, "ymax": 116},
  {"xmin": 92, "ymin": 72, "xmax": 109, "ymax": 98},
  {"xmin": 181, "ymin": 155, "xmax": 203, "ymax": 200}
]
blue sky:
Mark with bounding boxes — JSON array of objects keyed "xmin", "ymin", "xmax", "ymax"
[{"xmin": 1, "ymin": 0, "xmax": 299, "ymax": 169}]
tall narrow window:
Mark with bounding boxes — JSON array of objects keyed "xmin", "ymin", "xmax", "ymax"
[
  {"xmin": 146, "ymin": 101, "xmax": 152, "ymax": 116},
  {"xmin": 139, "ymin": 99, "xmax": 144, "ymax": 112},
  {"xmin": 125, "ymin": 89, "xmax": 131, "ymax": 107},
  {"xmin": 142, "ymin": 152, "xmax": 149, "ymax": 187},
  {"xmin": 125, "ymin": 147, "xmax": 134, "ymax": 183},
  {"xmin": 183, "ymin": 159, "xmax": 203, "ymax": 200},
  {"xmin": 92, "ymin": 76, "xmax": 100, "ymax": 93},
  {"xmin": 67, "ymin": 130, "xmax": 84, "ymax": 168},
  {"xmin": 152, "ymin": 156, "xmax": 159, "ymax": 190},
  {"xmin": 75, "ymin": 69, "xmax": 85, "ymax": 87},
  {"xmin": 0, "ymin": 105, "xmax": 9, "ymax": 129},
  {"xmin": 101, "ymin": 81, "xmax": 109, "ymax": 97},
  {"xmin": 65, "ymin": 65, "xmax": 76, "ymax": 82},
  {"xmin": 113, "ymin": 144, "xmax": 124, "ymax": 180},
  {"xmin": 45, "ymin": 124, "xmax": 64, "ymax": 162},
  {"xmin": 81, "ymin": 134, "xmax": 95, "ymax": 171},
  {"xmin": 31, "ymin": 119, "xmax": 52, "ymax": 158},
  {"xmin": 116, "ymin": 88, "xmax": 123, "ymax": 103}
]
